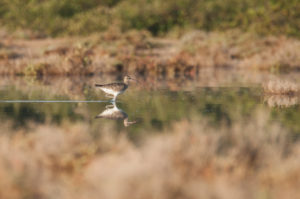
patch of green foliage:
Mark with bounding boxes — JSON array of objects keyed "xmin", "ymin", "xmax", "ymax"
[
  {"xmin": 117, "ymin": 0, "xmax": 300, "ymax": 37},
  {"xmin": 0, "ymin": 0, "xmax": 299, "ymax": 37}
]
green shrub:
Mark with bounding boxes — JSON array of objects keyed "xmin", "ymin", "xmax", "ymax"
[
  {"xmin": 116, "ymin": 0, "xmax": 300, "ymax": 37},
  {"xmin": 0, "ymin": 0, "xmax": 119, "ymax": 36},
  {"xmin": 23, "ymin": 63, "xmax": 49, "ymax": 76},
  {"xmin": 0, "ymin": 0, "xmax": 299, "ymax": 37}
]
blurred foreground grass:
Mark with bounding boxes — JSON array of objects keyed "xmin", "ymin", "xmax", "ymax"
[
  {"xmin": 0, "ymin": 111, "xmax": 299, "ymax": 199},
  {"xmin": 0, "ymin": 0, "xmax": 299, "ymax": 37}
]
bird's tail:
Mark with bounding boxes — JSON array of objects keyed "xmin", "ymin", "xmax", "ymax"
[{"xmin": 95, "ymin": 84, "xmax": 103, "ymax": 87}]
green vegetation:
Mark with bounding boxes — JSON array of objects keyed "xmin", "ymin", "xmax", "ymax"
[
  {"xmin": 23, "ymin": 63, "xmax": 50, "ymax": 76},
  {"xmin": 0, "ymin": 0, "xmax": 299, "ymax": 37},
  {"xmin": 0, "ymin": 1, "xmax": 299, "ymax": 197}
]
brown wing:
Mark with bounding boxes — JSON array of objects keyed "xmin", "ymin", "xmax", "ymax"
[{"xmin": 95, "ymin": 83, "xmax": 127, "ymax": 92}]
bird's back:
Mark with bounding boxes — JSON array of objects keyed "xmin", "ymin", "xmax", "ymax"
[{"xmin": 95, "ymin": 83, "xmax": 127, "ymax": 93}]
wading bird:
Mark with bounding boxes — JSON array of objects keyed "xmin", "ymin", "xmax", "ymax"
[{"xmin": 95, "ymin": 75, "xmax": 135, "ymax": 101}]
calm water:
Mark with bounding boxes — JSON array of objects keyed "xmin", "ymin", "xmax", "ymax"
[{"xmin": 0, "ymin": 76, "xmax": 299, "ymax": 140}]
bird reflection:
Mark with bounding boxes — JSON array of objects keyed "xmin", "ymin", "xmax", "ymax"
[{"xmin": 95, "ymin": 101, "xmax": 137, "ymax": 127}]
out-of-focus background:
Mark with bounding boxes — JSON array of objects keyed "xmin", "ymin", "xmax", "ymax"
[
  {"xmin": 0, "ymin": 0, "xmax": 299, "ymax": 37},
  {"xmin": 0, "ymin": 1, "xmax": 300, "ymax": 199}
]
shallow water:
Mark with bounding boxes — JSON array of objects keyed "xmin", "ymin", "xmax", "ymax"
[{"xmin": 0, "ymin": 75, "xmax": 299, "ymax": 141}]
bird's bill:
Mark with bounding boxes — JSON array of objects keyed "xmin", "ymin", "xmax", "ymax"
[
  {"xmin": 129, "ymin": 77, "xmax": 138, "ymax": 82},
  {"xmin": 124, "ymin": 120, "xmax": 137, "ymax": 127}
]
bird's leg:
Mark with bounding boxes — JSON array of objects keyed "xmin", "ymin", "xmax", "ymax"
[
  {"xmin": 105, "ymin": 94, "xmax": 114, "ymax": 98},
  {"xmin": 105, "ymin": 104, "xmax": 114, "ymax": 109},
  {"xmin": 112, "ymin": 95, "xmax": 117, "ymax": 102},
  {"xmin": 106, "ymin": 100, "xmax": 116, "ymax": 109}
]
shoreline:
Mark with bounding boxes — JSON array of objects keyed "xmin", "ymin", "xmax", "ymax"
[{"xmin": 1, "ymin": 30, "xmax": 300, "ymax": 77}]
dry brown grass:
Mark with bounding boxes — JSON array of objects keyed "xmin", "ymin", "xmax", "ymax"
[
  {"xmin": 0, "ymin": 111, "xmax": 299, "ymax": 199},
  {"xmin": 263, "ymin": 80, "xmax": 299, "ymax": 95},
  {"xmin": 1, "ymin": 30, "xmax": 300, "ymax": 78},
  {"xmin": 263, "ymin": 80, "xmax": 300, "ymax": 107},
  {"xmin": 264, "ymin": 95, "xmax": 299, "ymax": 108}
]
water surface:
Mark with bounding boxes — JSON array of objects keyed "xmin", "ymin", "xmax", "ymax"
[{"xmin": 0, "ymin": 76, "xmax": 299, "ymax": 141}]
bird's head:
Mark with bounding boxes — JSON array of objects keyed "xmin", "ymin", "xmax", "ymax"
[{"xmin": 124, "ymin": 75, "xmax": 136, "ymax": 84}]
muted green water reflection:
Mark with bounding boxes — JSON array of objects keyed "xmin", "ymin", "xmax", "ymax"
[{"xmin": 0, "ymin": 79, "xmax": 299, "ymax": 140}]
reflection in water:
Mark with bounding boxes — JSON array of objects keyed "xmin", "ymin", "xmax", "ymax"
[
  {"xmin": 95, "ymin": 101, "xmax": 137, "ymax": 127},
  {"xmin": 1, "ymin": 78, "xmax": 300, "ymax": 135},
  {"xmin": 264, "ymin": 95, "xmax": 299, "ymax": 108}
]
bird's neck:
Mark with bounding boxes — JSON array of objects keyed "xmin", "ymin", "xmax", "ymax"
[{"xmin": 124, "ymin": 80, "xmax": 129, "ymax": 85}]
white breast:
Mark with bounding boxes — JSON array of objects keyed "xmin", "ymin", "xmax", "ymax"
[
  {"xmin": 99, "ymin": 107, "xmax": 118, "ymax": 117},
  {"xmin": 101, "ymin": 88, "xmax": 118, "ymax": 95}
]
